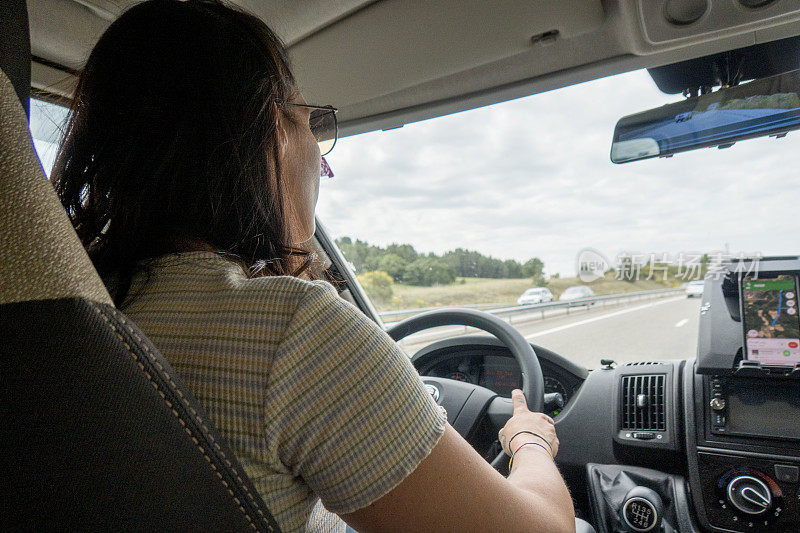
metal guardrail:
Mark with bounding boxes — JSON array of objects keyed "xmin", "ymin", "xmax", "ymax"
[
  {"xmin": 379, "ymin": 302, "xmax": 506, "ymax": 320},
  {"xmin": 380, "ymin": 288, "xmax": 685, "ymax": 326}
]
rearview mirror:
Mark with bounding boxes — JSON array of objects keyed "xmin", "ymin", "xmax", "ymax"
[{"xmin": 610, "ymin": 69, "xmax": 800, "ymax": 163}]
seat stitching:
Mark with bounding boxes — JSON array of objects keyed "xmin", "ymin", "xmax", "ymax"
[
  {"xmin": 89, "ymin": 303, "xmax": 269, "ymax": 532},
  {"xmin": 106, "ymin": 306, "xmax": 268, "ymax": 519},
  {"xmin": 91, "ymin": 303, "xmax": 261, "ymax": 530}
]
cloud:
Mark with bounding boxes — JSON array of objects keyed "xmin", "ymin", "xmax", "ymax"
[{"xmin": 317, "ymin": 69, "xmax": 800, "ymax": 276}]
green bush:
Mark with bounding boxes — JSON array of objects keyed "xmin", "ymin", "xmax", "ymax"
[{"xmin": 357, "ymin": 270, "xmax": 394, "ymax": 305}]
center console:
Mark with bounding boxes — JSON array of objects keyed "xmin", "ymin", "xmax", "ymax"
[
  {"xmin": 585, "ymin": 257, "xmax": 800, "ymax": 532},
  {"xmin": 687, "ymin": 373, "xmax": 800, "ymax": 532},
  {"xmin": 688, "ymin": 257, "xmax": 800, "ymax": 532},
  {"xmin": 587, "ymin": 359, "xmax": 694, "ymax": 533}
]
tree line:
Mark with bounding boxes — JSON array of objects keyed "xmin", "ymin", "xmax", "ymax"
[{"xmin": 336, "ymin": 237, "xmax": 545, "ymax": 287}]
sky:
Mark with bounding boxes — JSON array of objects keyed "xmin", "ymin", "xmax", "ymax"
[
  {"xmin": 314, "ymin": 69, "xmax": 800, "ymax": 276},
  {"xmin": 31, "ymin": 68, "xmax": 800, "ymax": 277}
]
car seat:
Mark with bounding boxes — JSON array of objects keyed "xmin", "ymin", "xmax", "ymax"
[{"xmin": 0, "ymin": 1, "xmax": 280, "ymax": 530}]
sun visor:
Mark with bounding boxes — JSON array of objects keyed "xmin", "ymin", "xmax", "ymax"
[{"xmin": 290, "ymin": 0, "xmax": 605, "ymax": 113}]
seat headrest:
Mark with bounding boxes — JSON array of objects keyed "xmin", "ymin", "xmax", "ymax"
[{"xmin": 0, "ymin": 69, "xmax": 113, "ymax": 306}]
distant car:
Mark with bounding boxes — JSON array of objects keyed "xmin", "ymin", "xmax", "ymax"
[
  {"xmin": 517, "ymin": 287, "xmax": 553, "ymax": 305},
  {"xmin": 559, "ymin": 285, "xmax": 595, "ymax": 301},
  {"xmin": 686, "ymin": 280, "xmax": 705, "ymax": 298}
]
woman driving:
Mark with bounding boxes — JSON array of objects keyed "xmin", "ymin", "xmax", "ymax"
[{"xmin": 52, "ymin": 1, "xmax": 574, "ymax": 531}]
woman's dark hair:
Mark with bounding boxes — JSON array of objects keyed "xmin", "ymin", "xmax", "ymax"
[{"xmin": 52, "ymin": 0, "xmax": 313, "ymax": 307}]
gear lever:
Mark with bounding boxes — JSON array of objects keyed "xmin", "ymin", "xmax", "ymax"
[{"xmin": 619, "ymin": 486, "xmax": 663, "ymax": 532}]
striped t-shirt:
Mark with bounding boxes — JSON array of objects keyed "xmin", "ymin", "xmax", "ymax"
[{"xmin": 121, "ymin": 252, "xmax": 447, "ymax": 532}]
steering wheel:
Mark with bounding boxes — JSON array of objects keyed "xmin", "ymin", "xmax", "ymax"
[{"xmin": 387, "ymin": 308, "xmax": 544, "ymax": 471}]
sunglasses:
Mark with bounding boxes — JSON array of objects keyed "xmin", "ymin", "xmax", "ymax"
[{"xmin": 288, "ymin": 103, "xmax": 338, "ymax": 156}]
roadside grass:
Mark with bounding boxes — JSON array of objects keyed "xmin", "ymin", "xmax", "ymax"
[{"xmin": 375, "ymin": 273, "xmax": 677, "ymax": 312}]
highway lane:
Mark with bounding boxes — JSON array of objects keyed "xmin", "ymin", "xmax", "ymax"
[
  {"xmin": 398, "ymin": 296, "xmax": 702, "ymax": 370},
  {"xmin": 517, "ymin": 296, "xmax": 701, "ymax": 368}
]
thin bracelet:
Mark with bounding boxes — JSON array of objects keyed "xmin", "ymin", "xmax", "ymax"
[
  {"xmin": 508, "ymin": 441, "xmax": 553, "ymax": 471},
  {"xmin": 508, "ymin": 442, "xmax": 551, "ymax": 471},
  {"xmin": 508, "ymin": 430, "xmax": 553, "ymax": 455},
  {"xmin": 514, "ymin": 441, "xmax": 553, "ymax": 460}
]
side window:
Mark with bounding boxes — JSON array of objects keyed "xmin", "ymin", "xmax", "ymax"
[{"xmin": 29, "ymin": 97, "xmax": 69, "ymax": 177}]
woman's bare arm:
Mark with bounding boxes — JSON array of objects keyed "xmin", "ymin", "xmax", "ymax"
[{"xmin": 340, "ymin": 398, "xmax": 574, "ymax": 533}]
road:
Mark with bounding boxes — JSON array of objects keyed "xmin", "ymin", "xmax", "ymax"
[{"xmin": 396, "ymin": 296, "xmax": 702, "ymax": 370}]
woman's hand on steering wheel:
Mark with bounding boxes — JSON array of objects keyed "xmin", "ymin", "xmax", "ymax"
[
  {"xmin": 498, "ymin": 389, "xmax": 559, "ymax": 458},
  {"xmin": 386, "ymin": 307, "xmax": 545, "ymax": 471}
]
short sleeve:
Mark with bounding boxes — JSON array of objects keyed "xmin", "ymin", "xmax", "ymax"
[{"xmin": 264, "ymin": 281, "xmax": 446, "ymax": 515}]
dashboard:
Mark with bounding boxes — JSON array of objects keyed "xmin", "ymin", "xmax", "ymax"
[
  {"xmin": 406, "ymin": 257, "xmax": 800, "ymax": 533},
  {"xmin": 420, "ymin": 352, "xmax": 580, "ymax": 416},
  {"xmin": 412, "ymin": 337, "xmax": 587, "ymax": 418}
]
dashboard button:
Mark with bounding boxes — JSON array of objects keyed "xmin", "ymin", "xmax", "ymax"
[
  {"xmin": 632, "ymin": 432, "xmax": 655, "ymax": 440},
  {"xmin": 710, "ymin": 397, "xmax": 726, "ymax": 411},
  {"xmin": 774, "ymin": 464, "xmax": 799, "ymax": 483}
]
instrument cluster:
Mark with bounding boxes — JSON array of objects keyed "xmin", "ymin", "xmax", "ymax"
[{"xmin": 424, "ymin": 351, "xmax": 578, "ymax": 416}]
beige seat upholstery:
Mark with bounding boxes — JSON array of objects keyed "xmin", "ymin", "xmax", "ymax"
[{"xmin": 0, "ymin": 69, "xmax": 112, "ymax": 306}]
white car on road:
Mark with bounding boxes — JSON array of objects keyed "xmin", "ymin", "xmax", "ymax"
[
  {"xmin": 686, "ymin": 280, "xmax": 705, "ymax": 298},
  {"xmin": 517, "ymin": 287, "xmax": 554, "ymax": 305},
  {"xmin": 559, "ymin": 286, "xmax": 595, "ymax": 301}
]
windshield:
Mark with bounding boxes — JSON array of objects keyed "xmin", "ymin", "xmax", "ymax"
[
  {"xmin": 316, "ymin": 69, "xmax": 800, "ymax": 367},
  {"xmin": 30, "ymin": 98, "xmax": 69, "ymax": 177},
  {"xmin": 30, "ymin": 70, "xmax": 800, "ymax": 368}
]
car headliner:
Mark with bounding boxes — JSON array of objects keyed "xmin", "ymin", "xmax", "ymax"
[{"xmin": 27, "ymin": 0, "xmax": 800, "ymax": 139}]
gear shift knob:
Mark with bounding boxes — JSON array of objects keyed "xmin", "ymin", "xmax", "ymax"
[{"xmin": 619, "ymin": 486, "xmax": 663, "ymax": 532}]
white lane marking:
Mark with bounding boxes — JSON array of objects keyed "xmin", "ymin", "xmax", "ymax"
[
  {"xmin": 675, "ymin": 318, "xmax": 689, "ymax": 328},
  {"xmin": 524, "ymin": 296, "xmax": 685, "ymax": 340}
]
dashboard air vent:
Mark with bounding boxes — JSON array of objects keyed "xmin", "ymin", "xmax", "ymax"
[
  {"xmin": 621, "ymin": 374, "xmax": 666, "ymax": 431},
  {"xmin": 624, "ymin": 361, "xmax": 665, "ymax": 366}
]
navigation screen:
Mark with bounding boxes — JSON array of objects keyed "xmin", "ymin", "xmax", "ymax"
[{"xmin": 742, "ymin": 275, "xmax": 800, "ymax": 367}]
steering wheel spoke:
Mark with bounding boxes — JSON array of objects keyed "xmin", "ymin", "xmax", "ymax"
[
  {"xmin": 485, "ymin": 395, "xmax": 514, "ymax": 427},
  {"xmin": 422, "ymin": 377, "xmax": 497, "ymax": 437}
]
